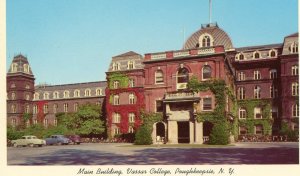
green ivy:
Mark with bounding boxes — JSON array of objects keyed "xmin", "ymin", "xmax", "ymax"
[
  {"xmin": 237, "ymin": 99, "xmax": 273, "ymax": 135},
  {"xmin": 108, "ymin": 72, "xmax": 129, "ymax": 89}
]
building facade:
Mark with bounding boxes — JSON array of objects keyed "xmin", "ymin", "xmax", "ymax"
[{"xmin": 7, "ymin": 23, "xmax": 299, "ymax": 144}]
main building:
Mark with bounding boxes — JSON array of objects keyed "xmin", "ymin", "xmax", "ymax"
[{"xmin": 7, "ymin": 23, "xmax": 299, "ymax": 144}]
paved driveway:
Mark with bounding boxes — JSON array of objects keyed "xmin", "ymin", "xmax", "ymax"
[{"xmin": 7, "ymin": 142, "xmax": 299, "ymax": 165}]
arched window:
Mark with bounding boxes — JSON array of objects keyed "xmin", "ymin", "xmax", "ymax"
[
  {"xmin": 113, "ymin": 113, "xmax": 121, "ymax": 123},
  {"xmin": 129, "ymin": 93, "xmax": 135, "ymax": 104},
  {"xmin": 43, "ymin": 104, "xmax": 48, "ymax": 113},
  {"xmin": 254, "ymin": 86, "xmax": 261, "ymax": 99},
  {"xmin": 25, "ymin": 104, "xmax": 30, "ymax": 113},
  {"xmin": 11, "ymin": 63, "xmax": 18, "ymax": 72},
  {"xmin": 177, "ymin": 67, "xmax": 189, "ymax": 83},
  {"xmin": 74, "ymin": 90, "xmax": 80, "ymax": 97},
  {"xmin": 53, "ymin": 91, "xmax": 59, "ymax": 99},
  {"xmin": 96, "ymin": 88, "xmax": 102, "ymax": 96},
  {"xmin": 25, "ymin": 94, "xmax": 30, "ymax": 100},
  {"xmin": 11, "ymin": 83, "xmax": 16, "ymax": 88},
  {"xmin": 239, "ymin": 108, "xmax": 246, "ymax": 119},
  {"xmin": 269, "ymin": 49, "xmax": 277, "ymax": 57},
  {"xmin": 43, "ymin": 92, "xmax": 49, "ymax": 100},
  {"xmin": 63, "ymin": 103, "xmax": 68, "ymax": 112},
  {"xmin": 290, "ymin": 42, "xmax": 298, "ymax": 53},
  {"xmin": 292, "ymin": 104, "xmax": 299, "ymax": 117},
  {"xmin": 43, "ymin": 119, "xmax": 48, "ymax": 128},
  {"xmin": 85, "ymin": 89, "xmax": 91, "ymax": 97},
  {"xmin": 112, "ymin": 62, "xmax": 120, "ymax": 71},
  {"xmin": 11, "ymin": 118, "xmax": 17, "ymax": 127},
  {"xmin": 253, "ymin": 51, "xmax": 260, "ymax": 59},
  {"xmin": 292, "ymin": 65, "xmax": 298, "ymax": 75},
  {"xmin": 64, "ymin": 90, "xmax": 70, "ymax": 98},
  {"xmin": 129, "ymin": 79, "xmax": 135, "ymax": 87},
  {"xmin": 128, "ymin": 126, "xmax": 134, "ymax": 133},
  {"xmin": 11, "ymin": 92, "xmax": 16, "ymax": 100},
  {"xmin": 292, "ymin": 82, "xmax": 299, "ymax": 96},
  {"xmin": 34, "ymin": 93, "xmax": 40, "ymax": 100},
  {"xmin": 113, "ymin": 81, "xmax": 120, "ymax": 89},
  {"xmin": 25, "ymin": 84, "xmax": 30, "ymax": 89},
  {"xmin": 239, "ymin": 53, "xmax": 244, "ymax": 60},
  {"xmin": 201, "ymin": 35, "xmax": 212, "ymax": 47},
  {"xmin": 74, "ymin": 103, "xmax": 79, "ymax": 112},
  {"xmin": 269, "ymin": 69, "xmax": 277, "ymax": 79},
  {"xmin": 113, "ymin": 95, "xmax": 120, "ymax": 105},
  {"xmin": 155, "ymin": 70, "xmax": 164, "ymax": 84},
  {"xmin": 129, "ymin": 113, "xmax": 135, "ymax": 123},
  {"xmin": 202, "ymin": 65, "xmax": 212, "ymax": 79},
  {"xmin": 127, "ymin": 60, "xmax": 135, "ymax": 69},
  {"xmin": 23, "ymin": 64, "xmax": 30, "ymax": 73},
  {"xmin": 238, "ymin": 87, "xmax": 245, "ymax": 100},
  {"xmin": 53, "ymin": 104, "xmax": 58, "ymax": 113}
]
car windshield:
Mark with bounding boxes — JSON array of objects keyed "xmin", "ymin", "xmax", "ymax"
[{"xmin": 32, "ymin": 136, "xmax": 37, "ymax": 139}]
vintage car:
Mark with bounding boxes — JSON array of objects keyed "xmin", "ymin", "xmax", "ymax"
[
  {"xmin": 65, "ymin": 135, "xmax": 81, "ymax": 145},
  {"xmin": 45, "ymin": 135, "xmax": 70, "ymax": 145},
  {"xmin": 11, "ymin": 135, "xmax": 46, "ymax": 147}
]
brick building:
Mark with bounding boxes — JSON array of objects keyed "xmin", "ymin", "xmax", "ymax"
[{"xmin": 7, "ymin": 23, "xmax": 298, "ymax": 144}]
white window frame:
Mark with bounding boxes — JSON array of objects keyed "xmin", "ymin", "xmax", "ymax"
[
  {"xmin": 269, "ymin": 69, "xmax": 277, "ymax": 79},
  {"xmin": 292, "ymin": 65, "xmax": 298, "ymax": 76},
  {"xmin": 238, "ymin": 72, "xmax": 245, "ymax": 81},
  {"xmin": 292, "ymin": 82, "xmax": 299, "ymax": 96},
  {"xmin": 254, "ymin": 85, "xmax": 261, "ymax": 99},
  {"xmin": 239, "ymin": 108, "xmax": 246, "ymax": 119},
  {"xmin": 254, "ymin": 70, "xmax": 261, "ymax": 80},
  {"xmin": 129, "ymin": 93, "xmax": 135, "ymax": 104},
  {"xmin": 129, "ymin": 113, "xmax": 135, "ymax": 123},
  {"xmin": 113, "ymin": 95, "xmax": 120, "ymax": 105},
  {"xmin": 254, "ymin": 107, "xmax": 262, "ymax": 119}
]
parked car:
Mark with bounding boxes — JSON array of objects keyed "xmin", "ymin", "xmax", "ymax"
[
  {"xmin": 11, "ymin": 135, "xmax": 46, "ymax": 147},
  {"xmin": 65, "ymin": 135, "xmax": 81, "ymax": 145},
  {"xmin": 45, "ymin": 135, "xmax": 70, "ymax": 145}
]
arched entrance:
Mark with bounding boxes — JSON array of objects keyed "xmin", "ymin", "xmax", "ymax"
[
  {"xmin": 152, "ymin": 122, "xmax": 167, "ymax": 143},
  {"xmin": 203, "ymin": 121, "xmax": 214, "ymax": 143}
]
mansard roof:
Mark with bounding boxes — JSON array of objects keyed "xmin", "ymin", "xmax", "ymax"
[{"xmin": 7, "ymin": 54, "xmax": 34, "ymax": 75}]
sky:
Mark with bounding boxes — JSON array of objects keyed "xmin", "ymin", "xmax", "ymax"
[{"xmin": 6, "ymin": 0, "xmax": 298, "ymax": 85}]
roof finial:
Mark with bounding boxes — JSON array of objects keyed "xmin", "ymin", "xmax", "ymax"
[{"xmin": 209, "ymin": 0, "xmax": 212, "ymax": 24}]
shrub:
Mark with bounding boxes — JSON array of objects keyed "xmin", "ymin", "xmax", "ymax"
[
  {"xmin": 134, "ymin": 125, "xmax": 152, "ymax": 145},
  {"xmin": 209, "ymin": 122, "xmax": 230, "ymax": 145},
  {"xmin": 7, "ymin": 126, "xmax": 24, "ymax": 140}
]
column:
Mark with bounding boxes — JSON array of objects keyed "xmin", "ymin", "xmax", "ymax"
[
  {"xmin": 194, "ymin": 121, "xmax": 203, "ymax": 144},
  {"xmin": 167, "ymin": 121, "xmax": 178, "ymax": 144},
  {"xmin": 189, "ymin": 121, "xmax": 194, "ymax": 144}
]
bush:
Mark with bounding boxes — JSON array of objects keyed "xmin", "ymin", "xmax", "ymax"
[
  {"xmin": 7, "ymin": 126, "xmax": 25, "ymax": 140},
  {"xmin": 134, "ymin": 125, "xmax": 152, "ymax": 145},
  {"xmin": 209, "ymin": 122, "xmax": 230, "ymax": 145}
]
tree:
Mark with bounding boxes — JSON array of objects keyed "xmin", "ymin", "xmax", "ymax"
[
  {"xmin": 134, "ymin": 125, "xmax": 152, "ymax": 145},
  {"xmin": 209, "ymin": 122, "xmax": 230, "ymax": 145}
]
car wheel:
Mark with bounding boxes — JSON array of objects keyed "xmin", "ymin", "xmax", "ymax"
[
  {"xmin": 28, "ymin": 143, "xmax": 34, "ymax": 147},
  {"xmin": 57, "ymin": 142, "xmax": 62, "ymax": 145},
  {"xmin": 77, "ymin": 142, "xmax": 80, "ymax": 145},
  {"xmin": 13, "ymin": 143, "xmax": 18, "ymax": 147}
]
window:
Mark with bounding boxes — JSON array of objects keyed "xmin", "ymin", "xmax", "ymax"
[
  {"xmin": 254, "ymin": 86, "xmax": 261, "ymax": 99},
  {"xmin": 96, "ymin": 88, "xmax": 102, "ymax": 96},
  {"xmin": 64, "ymin": 103, "xmax": 68, "ymax": 112},
  {"xmin": 290, "ymin": 42, "xmax": 298, "ymax": 53},
  {"xmin": 11, "ymin": 105, "xmax": 16, "ymax": 113},
  {"xmin": 255, "ymin": 125, "xmax": 263, "ymax": 135},
  {"xmin": 11, "ymin": 63, "xmax": 18, "ymax": 72},
  {"xmin": 203, "ymin": 98, "xmax": 212, "ymax": 111},
  {"xmin": 239, "ymin": 108, "xmax": 246, "ymax": 119},
  {"xmin": 201, "ymin": 35, "xmax": 212, "ymax": 47},
  {"xmin": 112, "ymin": 62, "xmax": 120, "ymax": 71},
  {"xmin": 53, "ymin": 104, "xmax": 58, "ymax": 113},
  {"xmin": 177, "ymin": 67, "xmax": 189, "ymax": 83},
  {"xmin": 33, "ymin": 119, "xmax": 37, "ymax": 125},
  {"xmin": 129, "ymin": 93, "xmax": 135, "ymax": 104},
  {"xmin": 269, "ymin": 49, "xmax": 277, "ymax": 57},
  {"xmin": 254, "ymin": 107, "xmax": 262, "ymax": 119},
  {"xmin": 64, "ymin": 91, "xmax": 70, "ymax": 98},
  {"xmin": 23, "ymin": 64, "xmax": 30, "ymax": 73},
  {"xmin": 129, "ymin": 79, "xmax": 135, "ymax": 87},
  {"xmin": 34, "ymin": 93, "xmax": 40, "ymax": 100},
  {"xmin": 113, "ymin": 113, "xmax": 121, "ymax": 123},
  {"xmin": 11, "ymin": 118, "xmax": 16, "ymax": 127},
  {"xmin": 85, "ymin": 89, "xmax": 91, "ymax": 96},
  {"xmin": 113, "ymin": 95, "xmax": 120, "ymax": 105},
  {"xmin": 25, "ymin": 84, "xmax": 30, "ymax": 89},
  {"xmin": 54, "ymin": 119, "xmax": 58, "ymax": 126},
  {"xmin": 239, "ymin": 53, "xmax": 244, "ymax": 60},
  {"xmin": 129, "ymin": 113, "xmax": 135, "ymax": 123},
  {"xmin": 43, "ymin": 104, "xmax": 48, "ymax": 113},
  {"xmin": 127, "ymin": 60, "xmax": 135, "ymax": 69},
  {"xmin": 25, "ymin": 105, "xmax": 30, "ymax": 113},
  {"xmin": 253, "ymin": 51, "xmax": 260, "ymax": 59},
  {"xmin": 43, "ymin": 92, "xmax": 49, "ymax": 100},
  {"xmin": 25, "ymin": 94, "xmax": 30, "ymax": 100},
  {"xmin": 155, "ymin": 70, "xmax": 164, "ymax": 84},
  {"xmin": 238, "ymin": 87, "xmax": 245, "ymax": 100},
  {"xmin": 33, "ymin": 105, "xmax": 38, "ymax": 114},
  {"xmin": 272, "ymin": 106, "xmax": 278, "ymax": 118},
  {"xmin": 292, "ymin": 82, "xmax": 299, "ymax": 96},
  {"xmin": 113, "ymin": 81, "xmax": 120, "ymax": 89},
  {"xmin": 114, "ymin": 127, "xmax": 120, "ymax": 135},
  {"xmin": 11, "ymin": 92, "xmax": 16, "ymax": 100},
  {"xmin": 269, "ymin": 69, "xmax": 277, "ymax": 79},
  {"xmin": 74, "ymin": 90, "xmax": 80, "ymax": 97},
  {"xmin": 202, "ymin": 65, "xmax": 212, "ymax": 79},
  {"xmin": 238, "ymin": 72, "xmax": 245, "ymax": 81},
  {"xmin": 292, "ymin": 104, "xmax": 299, "ymax": 117},
  {"xmin": 74, "ymin": 103, "xmax": 79, "ymax": 112},
  {"xmin": 11, "ymin": 83, "xmax": 16, "ymax": 88},
  {"xmin": 292, "ymin": 65, "xmax": 298, "ymax": 75},
  {"xmin": 44, "ymin": 119, "xmax": 48, "ymax": 128},
  {"xmin": 270, "ymin": 85, "xmax": 277, "ymax": 98},
  {"xmin": 254, "ymin": 70, "xmax": 261, "ymax": 80},
  {"xmin": 53, "ymin": 91, "xmax": 59, "ymax": 99},
  {"xmin": 239, "ymin": 126, "xmax": 248, "ymax": 135},
  {"xmin": 128, "ymin": 126, "xmax": 134, "ymax": 133}
]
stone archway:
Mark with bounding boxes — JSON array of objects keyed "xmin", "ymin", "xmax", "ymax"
[
  {"xmin": 203, "ymin": 121, "xmax": 214, "ymax": 143},
  {"xmin": 152, "ymin": 122, "xmax": 167, "ymax": 144}
]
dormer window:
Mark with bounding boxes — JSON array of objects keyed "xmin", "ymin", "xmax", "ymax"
[
  {"xmin": 74, "ymin": 90, "xmax": 80, "ymax": 97},
  {"xmin": 290, "ymin": 42, "xmax": 298, "ymax": 53},
  {"xmin": 11, "ymin": 63, "xmax": 18, "ymax": 72},
  {"xmin": 43, "ymin": 92, "xmax": 49, "ymax": 100},
  {"xmin": 236, "ymin": 53, "xmax": 244, "ymax": 61},
  {"xmin": 53, "ymin": 91, "xmax": 59, "ymax": 99},
  {"xmin": 96, "ymin": 88, "xmax": 102, "ymax": 96},
  {"xmin": 64, "ymin": 90, "xmax": 70, "ymax": 98},
  {"xmin": 253, "ymin": 51, "xmax": 260, "ymax": 59},
  {"xmin": 23, "ymin": 64, "xmax": 30, "ymax": 73},
  {"xmin": 127, "ymin": 60, "xmax": 135, "ymax": 69},
  {"xmin": 113, "ymin": 81, "xmax": 120, "ymax": 89},
  {"xmin": 85, "ymin": 89, "xmax": 91, "ymax": 97},
  {"xmin": 199, "ymin": 34, "xmax": 214, "ymax": 48},
  {"xmin": 269, "ymin": 49, "xmax": 277, "ymax": 57},
  {"xmin": 112, "ymin": 62, "xmax": 120, "ymax": 71}
]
